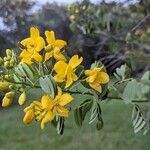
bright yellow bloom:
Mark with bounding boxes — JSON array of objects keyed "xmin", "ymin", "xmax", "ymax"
[
  {"xmin": 19, "ymin": 27, "xmax": 45, "ymax": 64},
  {"xmin": 0, "ymin": 81, "xmax": 11, "ymax": 91},
  {"xmin": 2, "ymin": 91, "xmax": 15, "ymax": 107},
  {"xmin": 18, "ymin": 91, "xmax": 26, "ymax": 105},
  {"xmin": 23, "ymin": 87, "xmax": 73, "ymax": 129},
  {"xmin": 44, "ymin": 30, "xmax": 67, "ymax": 61},
  {"xmin": 85, "ymin": 67, "xmax": 109, "ymax": 93},
  {"xmin": 54, "ymin": 55, "xmax": 83, "ymax": 88}
]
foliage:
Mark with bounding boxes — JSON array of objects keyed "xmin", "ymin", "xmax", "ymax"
[
  {"xmin": 0, "ymin": 26, "xmax": 149, "ymax": 136},
  {"xmin": 68, "ymin": 0, "xmax": 150, "ymax": 73}
]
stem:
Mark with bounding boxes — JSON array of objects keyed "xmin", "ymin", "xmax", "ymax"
[
  {"xmin": 63, "ymin": 89, "xmax": 93, "ymax": 96},
  {"xmin": 107, "ymin": 96, "xmax": 150, "ymax": 103},
  {"xmin": 114, "ymin": 78, "xmax": 133, "ymax": 85},
  {"xmin": 12, "ymin": 81, "xmax": 40, "ymax": 88}
]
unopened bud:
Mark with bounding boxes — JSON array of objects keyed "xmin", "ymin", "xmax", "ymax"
[
  {"xmin": 18, "ymin": 91, "xmax": 26, "ymax": 105},
  {"xmin": 0, "ymin": 81, "xmax": 11, "ymax": 91},
  {"xmin": 6, "ymin": 49, "xmax": 12, "ymax": 57},
  {"xmin": 23, "ymin": 109, "xmax": 34, "ymax": 124},
  {"xmin": 2, "ymin": 91, "xmax": 15, "ymax": 107}
]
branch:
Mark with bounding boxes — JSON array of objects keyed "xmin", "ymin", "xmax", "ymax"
[{"xmin": 131, "ymin": 13, "xmax": 150, "ymax": 32}]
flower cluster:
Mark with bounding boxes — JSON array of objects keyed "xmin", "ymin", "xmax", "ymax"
[{"xmin": 0, "ymin": 27, "xmax": 109, "ymax": 134}]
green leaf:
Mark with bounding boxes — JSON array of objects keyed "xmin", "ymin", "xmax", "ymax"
[
  {"xmin": 39, "ymin": 75, "xmax": 57, "ymax": 98},
  {"xmin": 15, "ymin": 63, "xmax": 35, "ymax": 79},
  {"xmin": 122, "ymin": 80, "xmax": 141, "ymax": 104},
  {"xmin": 115, "ymin": 64, "xmax": 126, "ymax": 80},
  {"xmin": 56, "ymin": 116, "xmax": 64, "ymax": 135},
  {"xmin": 74, "ymin": 108, "xmax": 83, "ymax": 127},
  {"xmin": 96, "ymin": 118, "xmax": 103, "ymax": 131}
]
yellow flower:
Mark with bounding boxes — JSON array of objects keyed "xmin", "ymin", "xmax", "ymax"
[
  {"xmin": 85, "ymin": 67, "xmax": 109, "ymax": 93},
  {"xmin": 2, "ymin": 91, "xmax": 15, "ymax": 107},
  {"xmin": 44, "ymin": 30, "xmax": 67, "ymax": 61},
  {"xmin": 23, "ymin": 87, "xmax": 73, "ymax": 129},
  {"xmin": 19, "ymin": 27, "xmax": 45, "ymax": 64},
  {"xmin": 18, "ymin": 91, "xmax": 26, "ymax": 105},
  {"xmin": 54, "ymin": 55, "xmax": 83, "ymax": 88}
]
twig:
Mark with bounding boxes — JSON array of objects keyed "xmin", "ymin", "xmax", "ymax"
[{"xmin": 131, "ymin": 13, "xmax": 150, "ymax": 32}]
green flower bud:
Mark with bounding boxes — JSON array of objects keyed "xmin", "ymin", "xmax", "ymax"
[
  {"xmin": 4, "ymin": 75, "xmax": 10, "ymax": 80},
  {"xmin": 0, "ymin": 57, "xmax": 3, "ymax": 65},
  {"xmin": 6, "ymin": 49, "xmax": 12, "ymax": 57},
  {"xmin": 4, "ymin": 61, "xmax": 10, "ymax": 68},
  {"xmin": 9, "ymin": 84, "xmax": 14, "ymax": 89},
  {"xmin": 10, "ymin": 59, "xmax": 15, "ymax": 66}
]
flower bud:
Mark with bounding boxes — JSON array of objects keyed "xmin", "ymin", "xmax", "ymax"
[
  {"xmin": 5, "ymin": 91, "xmax": 15, "ymax": 99},
  {"xmin": 18, "ymin": 91, "xmax": 26, "ymax": 105},
  {"xmin": 2, "ymin": 97, "xmax": 12, "ymax": 107},
  {"xmin": 0, "ymin": 81, "xmax": 11, "ymax": 91},
  {"xmin": 6, "ymin": 49, "xmax": 12, "ymax": 57},
  {"xmin": 2, "ymin": 92, "xmax": 15, "ymax": 107},
  {"xmin": 10, "ymin": 59, "xmax": 15, "ymax": 65},
  {"xmin": 0, "ymin": 57, "xmax": 3, "ymax": 65},
  {"xmin": 4, "ymin": 61, "xmax": 10, "ymax": 68},
  {"xmin": 23, "ymin": 109, "xmax": 34, "ymax": 124}
]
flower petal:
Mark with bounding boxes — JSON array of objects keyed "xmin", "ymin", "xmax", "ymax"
[
  {"xmin": 65, "ymin": 66, "xmax": 73, "ymax": 88},
  {"xmin": 45, "ymin": 30, "xmax": 55, "ymax": 44},
  {"xmin": 54, "ymin": 47, "xmax": 66, "ymax": 61},
  {"xmin": 54, "ymin": 75, "xmax": 64, "ymax": 83},
  {"xmin": 45, "ymin": 51, "xmax": 53, "ymax": 61},
  {"xmin": 89, "ymin": 83, "xmax": 102, "ymax": 93},
  {"xmin": 32, "ymin": 52, "xmax": 42, "ymax": 62},
  {"xmin": 41, "ymin": 95, "xmax": 54, "ymax": 109},
  {"xmin": 56, "ymin": 105, "xmax": 69, "ymax": 117},
  {"xmin": 54, "ymin": 40, "xmax": 67, "ymax": 49},
  {"xmin": 30, "ymin": 27, "xmax": 40, "ymax": 39},
  {"xmin": 69, "ymin": 55, "xmax": 83, "ymax": 69},
  {"xmin": 54, "ymin": 61, "xmax": 67, "ymax": 76},
  {"xmin": 41, "ymin": 111, "xmax": 55, "ymax": 129},
  {"xmin": 59, "ymin": 93, "xmax": 73, "ymax": 106},
  {"xmin": 96, "ymin": 72, "xmax": 109, "ymax": 84}
]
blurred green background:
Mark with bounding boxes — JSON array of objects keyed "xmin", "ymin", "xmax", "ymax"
[
  {"xmin": 0, "ymin": 0, "xmax": 150, "ymax": 149},
  {"xmin": 1, "ymin": 100, "xmax": 150, "ymax": 150}
]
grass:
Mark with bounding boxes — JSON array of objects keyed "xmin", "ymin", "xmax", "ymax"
[{"xmin": 0, "ymin": 99, "xmax": 150, "ymax": 150}]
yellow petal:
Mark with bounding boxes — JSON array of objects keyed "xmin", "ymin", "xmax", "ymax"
[
  {"xmin": 30, "ymin": 27, "xmax": 40, "ymax": 39},
  {"xmin": 41, "ymin": 95, "xmax": 54, "ymax": 109},
  {"xmin": 96, "ymin": 72, "xmax": 109, "ymax": 84},
  {"xmin": 32, "ymin": 51, "xmax": 42, "ymax": 62},
  {"xmin": 21, "ymin": 57, "xmax": 33, "ymax": 64},
  {"xmin": 54, "ymin": 61, "xmax": 67, "ymax": 76},
  {"xmin": 56, "ymin": 105, "xmax": 69, "ymax": 117},
  {"xmin": 54, "ymin": 74, "xmax": 64, "ymax": 83},
  {"xmin": 19, "ymin": 50, "xmax": 31, "ymax": 58},
  {"xmin": 65, "ymin": 66, "xmax": 73, "ymax": 88},
  {"xmin": 36, "ymin": 37, "xmax": 45, "ymax": 52},
  {"xmin": 20, "ymin": 38, "xmax": 31, "ymax": 47},
  {"xmin": 54, "ymin": 47, "xmax": 66, "ymax": 61},
  {"xmin": 89, "ymin": 83, "xmax": 102, "ymax": 93},
  {"xmin": 41, "ymin": 111, "xmax": 55, "ymax": 129},
  {"xmin": 54, "ymin": 40, "xmax": 67, "ymax": 49},
  {"xmin": 45, "ymin": 30, "xmax": 55, "ymax": 44},
  {"xmin": 55, "ymin": 87, "xmax": 62, "ymax": 100},
  {"xmin": 45, "ymin": 51, "xmax": 53, "ymax": 61},
  {"xmin": 59, "ymin": 93, "xmax": 73, "ymax": 106},
  {"xmin": 69, "ymin": 55, "xmax": 83, "ymax": 69},
  {"xmin": 86, "ymin": 73, "xmax": 97, "ymax": 83}
]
